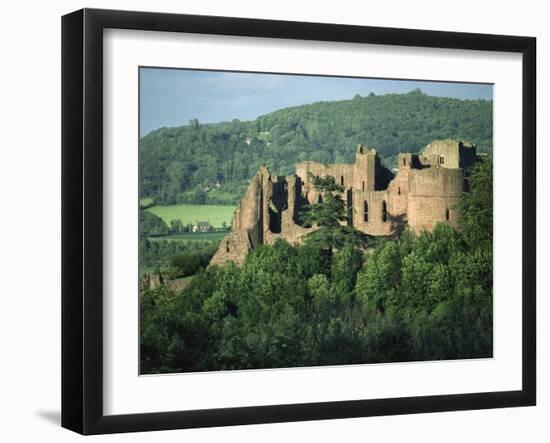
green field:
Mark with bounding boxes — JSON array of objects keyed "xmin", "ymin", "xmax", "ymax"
[
  {"xmin": 149, "ymin": 232, "xmax": 228, "ymax": 243},
  {"xmin": 146, "ymin": 204, "xmax": 235, "ymax": 228},
  {"xmin": 140, "ymin": 197, "xmax": 154, "ymax": 206}
]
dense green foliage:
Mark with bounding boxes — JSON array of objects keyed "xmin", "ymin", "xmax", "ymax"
[
  {"xmin": 139, "ymin": 238, "xmax": 217, "ymax": 277},
  {"xmin": 459, "ymin": 159, "xmax": 493, "ymax": 251},
  {"xmin": 140, "ymin": 158, "xmax": 493, "ymax": 373},
  {"xmin": 139, "ymin": 210, "xmax": 169, "ymax": 238},
  {"xmin": 139, "ymin": 90, "xmax": 492, "ymax": 204},
  {"xmin": 168, "ymin": 244, "xmax": 219, "ymax": 278},
  {"xmin": 139, "ymin": 208, "xmax": 220, "ymax": 277}
]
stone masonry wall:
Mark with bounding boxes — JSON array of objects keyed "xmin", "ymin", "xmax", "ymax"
[
  {"xmin": 423, "ymin": 139, "xmax": 476, "ymax": 169},
  {"xmin": 352, "ymin": 189, "xmax": 393, "ymax": 236},
  {"xmin": 407, "ymin": 167, "xmax": 464, "ymax": 233}
]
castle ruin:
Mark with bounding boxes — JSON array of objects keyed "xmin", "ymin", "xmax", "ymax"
[{"xmin": 210, "ymin": 139, "xmax": 479, "ymax": 266}]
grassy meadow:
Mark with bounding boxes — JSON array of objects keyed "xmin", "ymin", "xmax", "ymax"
[
  {"xmin": 145, "ymin": 203, "xmax": 235, "ymax": 228},
  {"xmin": 148, "ymin": 231, "xmax": 228, "ymax": 242}
]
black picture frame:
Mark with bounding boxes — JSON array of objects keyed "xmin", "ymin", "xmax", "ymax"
[{"xmin": 61, "ymin": 8, "xmax": 536, "ymax": 435}]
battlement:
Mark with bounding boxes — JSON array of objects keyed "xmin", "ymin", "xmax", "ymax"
[{"xmin": 356, "ymin": 144, "xmax": 377, "ymax": 155}]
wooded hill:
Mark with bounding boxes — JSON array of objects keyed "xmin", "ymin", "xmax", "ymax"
[{"xmin": 139, "ymin": 89, "xmax": 492, "ymax": 205}]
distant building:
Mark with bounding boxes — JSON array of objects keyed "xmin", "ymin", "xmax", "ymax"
[{"xmin": 193, "ymin": 221, "xmax": 212, "ymax": 233}]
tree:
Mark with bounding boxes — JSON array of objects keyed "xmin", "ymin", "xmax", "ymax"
[
  {"xmin": 170, "ymin": 219, "xmax": 183, "ymax": 233},
  {"xmin": 356, "ymin": 240, "xmax": 402, "ymax": 313},
  {"xmin": 459, "ymin": 157, "xmax": 493, "ymax": 251},
  {"xmin": 331, "ymin": 243, "xmax": 364, "ymax": 296},
  {"xmin": 193, "ymin": 189, "xmax": 207, "ymax": 204},
  {"xmin": 300, "ymin": 174, "xmax": 369, "ymax": 252},
  {"xmin": 139, "ymin": 210, "xmax": 169, "ymax": 238},
  {"xmin": 300, "ymin": 175, "xmax": 346, "ymax": 226}
]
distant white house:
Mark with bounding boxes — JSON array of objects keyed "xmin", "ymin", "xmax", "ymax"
[{"xmin": 192, "ymin": 221, "xmax": 212, "ymax": 233}]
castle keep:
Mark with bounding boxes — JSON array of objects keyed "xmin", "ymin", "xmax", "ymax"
[{"xmin": 210, "ymin": 140, "xmax": 478, "ymax": 266}]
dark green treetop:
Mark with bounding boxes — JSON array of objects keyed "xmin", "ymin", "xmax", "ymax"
[{"xmin": 300, "ymin": 174, "xmax": 370, "ymax": 252}]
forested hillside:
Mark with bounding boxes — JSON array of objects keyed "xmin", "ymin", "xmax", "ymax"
[
  {"xmin": 139, "ymin": 89, "xmax": 492, "ymax": 205},
  {"xmin": 140, "ymin": 158, "xmax": 493, "ymax": 374}
]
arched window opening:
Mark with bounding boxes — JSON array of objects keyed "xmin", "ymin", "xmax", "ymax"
[
  {"xmin": 340, "ymin": 176, "xmax": 344, "ymax": 186},
  {"xmin": 318, "ymin": 194, "xmax": 323, "ymax": 204},
  {"xmin": 382, "ymin": 200, "xmax": 388, "ymax": 222},
  {"xmin": 445, "ymin": 208, "xmax": 450, "ymax": 221},
  {"xmin": 226, "ymin": 241, "xmax": 230, "ymax": 253},
  {"xmin": 398, "ymin": 187, "xmax": 401, "ymax": 195},
  {"xmin": 439, "ymin": 155, "xmax": 445, "ymax": 165},
  {"xmin": 403, "ymin": 158, "xmax": 406, "ymax": 166},
  {"xmin": 363, "ymin": 201, "xmax": 369, "ymax": 222},
  {"xmin": 362, "ymin": 181, "xmax": 365, "ymax": 191}
]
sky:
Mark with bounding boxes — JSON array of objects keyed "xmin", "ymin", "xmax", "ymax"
[{"xmin": 139, "ymin": 68, "xmax": 493, "ymax": 138}]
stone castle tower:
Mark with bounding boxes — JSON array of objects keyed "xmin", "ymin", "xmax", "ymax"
[{"xmin": 210, "ymin": 139, "xmax": 478, "ymax": 266}]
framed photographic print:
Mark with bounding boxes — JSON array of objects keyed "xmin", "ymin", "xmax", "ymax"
[{"xmin": 61, "ymin": 8, "xmax": 536, "ymax": 435}]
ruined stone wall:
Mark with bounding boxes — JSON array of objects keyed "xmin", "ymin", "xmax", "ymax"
[
  {"xmin": 352, "ymin": 189, "xmax": 394, "ymax": 236},
  {"xmin": 296, "ymin": 146, "xmax": 378, "ymax": 198},
  {"xmin": 407, "ymin": 167, "xmax": 464, "ymax": 233},
  {"xmin": 210, "ymin": 230, "xmax": 253, "ymax": 266},
  {"xmin": 423, "ymin": 139, "xmax": 476, "ymax": 169},
  {"xmin": 423, "ymin": 139, "xmax": 461, "ymax": 168},
  {"xmin": 233, "ymin": 170, "xmax": 261, "ymax": 232},
  {"xmin": 266, "ymin": 224, "xmax": 318, "ymax": 246},
  {"xmin": 213, "ymin": 168, "xmax": 266, "ymax": 266},
  {"xmin": 211, "ymin": 140, "xmax": 476, "ymax": 266},
  {"xmin": 140, "ymin": 273, "xmax": 163, "ymax": 291},
  {"xmin": 353, "ymin": 146, "xmax": 377, "ymax": 191},
  {"xmin": 284, "ymin": 175, "xmax": 298, "ymax": 226},
  {"xmin": 139, "ymin": 273, "xmax": 191, "ymax": 294},
  {"xmin": 260, "ymin": 169, "xmax": 272, "ymax": 240},
  {"xmin": 212, "ymin": 166, "xmax": 315, "ymax": 265},
  {"xmin": 387, "ymin": 153, "xmax": 412, "ymax": 216},
  {"xmin": 165, "ymin": 277, "xmax": 192, "ymax": 294},
  {"xmin": 295, "ymin": 161, "xmax": 317, "ymax": 203},
  {"xmin": 296, "ymin": 161, "xmax": 355, "ymax": 204}
]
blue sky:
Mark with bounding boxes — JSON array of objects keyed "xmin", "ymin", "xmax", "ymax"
[{"xmin": 139, "ymin": 68, "xmax": 493, "ymax": 137}]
